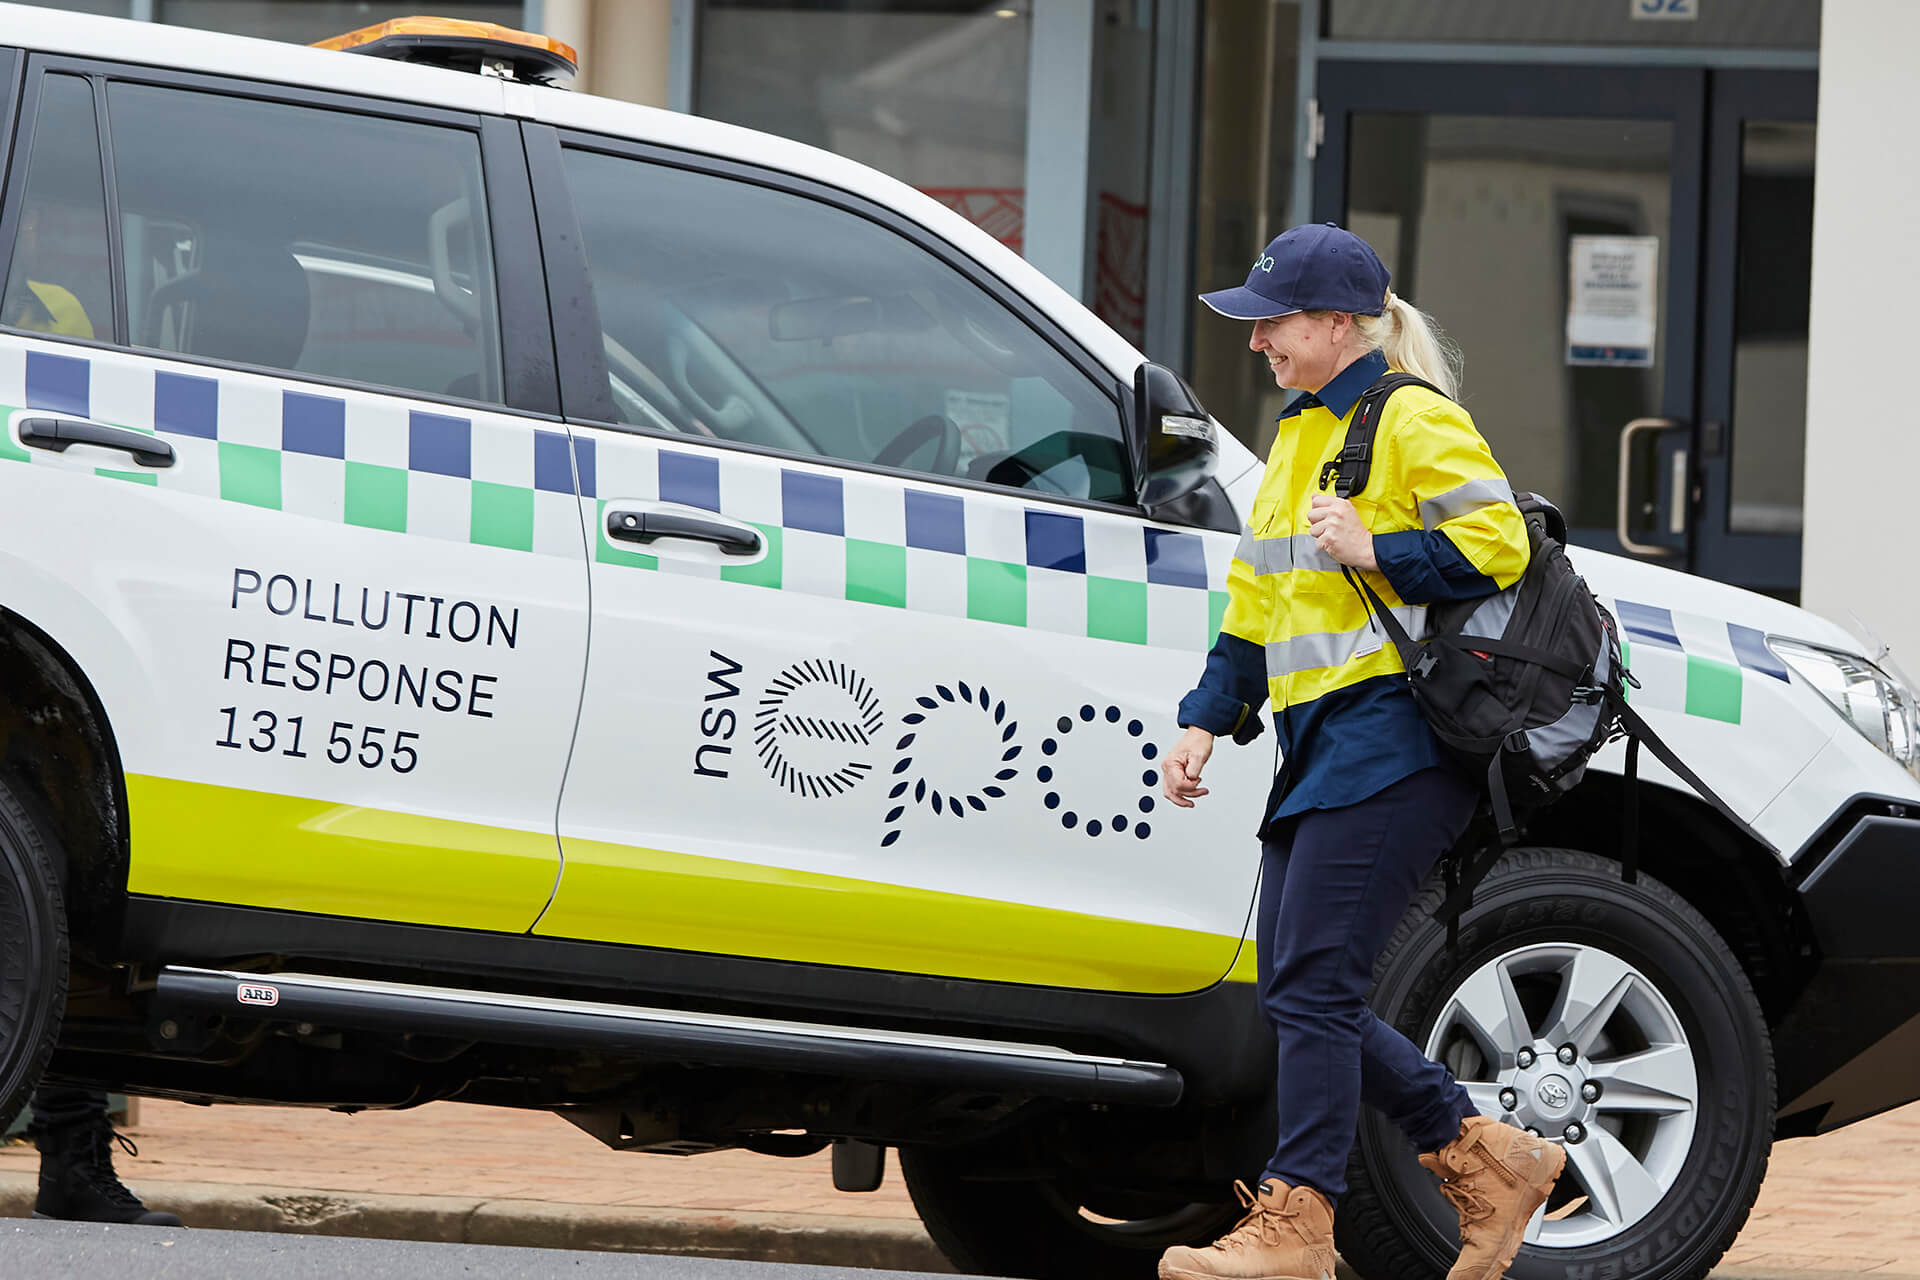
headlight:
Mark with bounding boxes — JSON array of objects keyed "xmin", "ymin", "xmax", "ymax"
[{"xmin": 1768, "ymin": 638, "xmax": 1920, "ymax": 777}]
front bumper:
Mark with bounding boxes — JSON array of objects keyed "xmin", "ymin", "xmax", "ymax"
[{"xmin": 1774, "ymin": 809, "xmax": 1920, "ymax": 1135}]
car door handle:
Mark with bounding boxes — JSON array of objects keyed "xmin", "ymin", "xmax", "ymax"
[
  {"xmin": 604, "ymin": 506, "xmax": 762, "ymax": 556},
  {"xmin": 17, "ymin": 416, "xmax": 176, "ymax": 468}
]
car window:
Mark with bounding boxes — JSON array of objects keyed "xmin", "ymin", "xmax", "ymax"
[
  {"xmin": 2, "ymin": 75, "xmax": 113, "ymax": 343},
  {"xmin": 561, "ymin": 147, "xmax": 1132, "ymax": 504},
  {"xmin": 105, "ymin": 82, "xmax": 503, "ymax": 404}
]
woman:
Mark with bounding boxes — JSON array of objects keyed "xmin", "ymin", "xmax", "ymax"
[{"xmin": 1157, "ymin": 223, "xmax": 1560, "ymax": 1280}]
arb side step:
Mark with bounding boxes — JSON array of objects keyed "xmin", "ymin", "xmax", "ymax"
[{"xmin": 153, "ymin": 966, "xmax": 1184, "ymax": 1106}]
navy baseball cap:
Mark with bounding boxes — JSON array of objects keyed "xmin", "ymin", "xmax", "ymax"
[{"xmin": 1198, "ymin": 222, "xmax": 1391, "ymax": 320}]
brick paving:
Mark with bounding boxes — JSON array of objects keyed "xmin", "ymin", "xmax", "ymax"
[{"xmin": 5, "ymin": 1097, "xmax": 1920, "ymax": 1275}]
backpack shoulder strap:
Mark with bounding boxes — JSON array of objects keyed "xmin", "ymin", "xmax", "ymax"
[
  {"xmin": 1435, "ymin": 702, "xmax": 1778, "ymax": 946},
  {"xmin": 1612, "ymin": 697, "xmax": 1779, "ymax": 856},
  {"xmin": 1325, "ymin": 371, "xmax": 1446, "ymax": 499}
]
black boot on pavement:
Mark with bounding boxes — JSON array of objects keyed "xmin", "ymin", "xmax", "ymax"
[{"xmin": 30, "ymin": 1092, "xmax": 183, "ymax": 1227}]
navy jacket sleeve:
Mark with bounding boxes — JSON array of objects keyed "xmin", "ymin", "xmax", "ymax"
[
  {"xmin": 1177, "ymin": 631, "xmax": 1267, "ymax": 744},
  {"xmin": 1372, "ymin": 529, "xmax": 1500, "ymax": 605}
]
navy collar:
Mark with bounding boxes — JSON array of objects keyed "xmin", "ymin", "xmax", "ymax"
[{"xmin": 1277, "ymin": 349, "xmax": 1388, "ymax": 422}]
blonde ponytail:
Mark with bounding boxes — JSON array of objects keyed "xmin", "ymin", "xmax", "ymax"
[{"xmin": 1351, "ymin": 291, "xmax": 1463, "ymax": 401}]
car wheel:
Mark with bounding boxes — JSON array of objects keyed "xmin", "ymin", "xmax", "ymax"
[
  {"xmin": 900, "ymin": 1136, "xmax": 1241, "ymax": 1280},
  {"xmin": 1336, "ymin": 847, "xmax": 1773, "ymax": 1280},
  {"xmin": 0, "ymin": 777, "xmax": 69, "ymax": 1135}
]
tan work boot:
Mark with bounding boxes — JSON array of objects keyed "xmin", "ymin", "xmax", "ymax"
[
  {"xmin": 1419, "ymin": 1116, "xmax": 1568, "ymax": 1280},
  {"xmin": 1158, "ymin": 1178, "xmax": 1337, "ymax": 1280}
]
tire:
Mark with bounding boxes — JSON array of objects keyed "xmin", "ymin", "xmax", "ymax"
[
  {"xmin": 0, "ymin": 776, "xmax": 69, "ymax": 1136},
  {"xmin": 900, "ymin": 1134, "xmax": 1242, "ymax": 1280},
  {"xmin": 1336, "ymin": 847, "xmax": 1773, "ymax": 1280}
]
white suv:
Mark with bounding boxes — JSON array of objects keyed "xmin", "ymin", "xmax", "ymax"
[{"xmin": 1, "ymin": 10, "xmax": 1915, "ymax": 1280}]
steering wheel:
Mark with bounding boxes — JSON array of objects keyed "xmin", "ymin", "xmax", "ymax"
[{"xmin": 873, "ymin": 413, "xmax": 963, "ymax": 475}]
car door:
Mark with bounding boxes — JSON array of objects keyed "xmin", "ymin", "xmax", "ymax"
[
  {"xmin": 529, "ymin": 126, "xmax": 1267, "ymax": 994},
  {"xmin": 0, "ymin": 63, "xmax": 587, "ymax": 932}
]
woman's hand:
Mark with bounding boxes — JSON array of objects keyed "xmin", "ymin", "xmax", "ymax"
[
  {"xmin": 1307, "ymin": 494, "xmax": 1378, "ymax": 570},
  {"xmin": 1162, "ymin": 726, "xmax": 1216, "ymax": 808}
]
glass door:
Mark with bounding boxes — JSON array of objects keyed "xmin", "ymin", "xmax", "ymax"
[
  {"xmin": 1312, "ymin": 62, "xmax": 1818, "ymax": 596},
  {"xmin": 1313, "ymin": 62, "xmax": 1706, "ymax": 564},
  {"xmin": 1693, "ymin": 70, "xmax": 1818, "ymax": 594}
]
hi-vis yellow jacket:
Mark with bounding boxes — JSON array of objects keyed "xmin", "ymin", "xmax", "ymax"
[
  {"xmin": 1218, "ymin": 353, "xmax": 1530, "ymax": 717},
  {"xmin": 9, "ymin": 280, "xmax": 95, "ymax": 339}
]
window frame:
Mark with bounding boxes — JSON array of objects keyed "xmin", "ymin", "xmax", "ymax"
[
  {"xmin": 0, "ymin": 65, "xmax": 122, "ymax": 348},
  {"xmin": 0, "ymin": 49, "xmax": 19, "ymax": 166},
  {"xmin": 0, "ymin": 54, "xmax": 560, "ymax": 419},
  {"xmin": 525, "ymin": 122, "xmax": 1149, "ymax": 517}
]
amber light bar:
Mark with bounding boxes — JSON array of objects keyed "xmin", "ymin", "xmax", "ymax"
[{"xmin": 314, "ymin": 17, "xmax": 578, "ymax": 85}]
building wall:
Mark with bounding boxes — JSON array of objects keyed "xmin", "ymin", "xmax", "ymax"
[
  {"xmin": 540, "ymin": 0, "xmax": 673, "ymax": 107},
  {"xmin": 1804, "ymin": 0, "xmax": 1920, "ymax": 666}
]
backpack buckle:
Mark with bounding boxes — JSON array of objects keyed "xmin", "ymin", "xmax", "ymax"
[
  {"xmin": 1505, "ymin": 729, "xmax": 1531, "ymax": 753},
  {"xmin": 1319, "ymin": 443, "xmax": 1371, "ymax": 493}
]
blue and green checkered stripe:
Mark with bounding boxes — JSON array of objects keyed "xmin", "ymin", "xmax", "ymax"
[
  {"xmin": 1, "ymin": 347, "xmax": 1233, "ymax": 651},
  {"xmin": 1, "ymin": 348, "xmax": 583, "ymax": 558},
  {"xmin": 579, "ymin": 435, "xmax": 1234, "ymax": 652},
  {"xmin": 1611, "ymin": 598, "xmax": 1791, "ymax": 725}
]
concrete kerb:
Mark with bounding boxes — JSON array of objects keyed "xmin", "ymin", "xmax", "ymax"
[
  {"xmin": 13, "ymin": 1168, "xmax": 1894, "ymax": 1279},
  {"xmin": 0, "ymin": 1170, "xmax": 954, "ymax": 1271}
]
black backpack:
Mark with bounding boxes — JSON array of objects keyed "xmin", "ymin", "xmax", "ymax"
[{"xmin": 1328, "ymin": 374, "xmax": 1773, "ymax": 937}]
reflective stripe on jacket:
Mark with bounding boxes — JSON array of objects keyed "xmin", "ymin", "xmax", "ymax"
[{"xmin": 1218, "ymin": 354, "xmax": 1529, "ymax": 718}]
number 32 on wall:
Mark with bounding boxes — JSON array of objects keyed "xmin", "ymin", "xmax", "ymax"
[{"xmin": 1634, "ymin": 0, "xmax": 1697, "ymax": 18}]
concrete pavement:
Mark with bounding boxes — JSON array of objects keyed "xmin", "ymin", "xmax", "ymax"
[
  {"xmin": 5, "ymin": 1096, "xmax": 1919, "ymax": 1276},
  {"xmin": 5, "ymin": 1218, "xmax": 933, "ymax": 1280}
]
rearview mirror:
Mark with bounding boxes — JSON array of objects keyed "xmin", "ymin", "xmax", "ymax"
[
  {"xmin": 768, "ymin": 295, "xmax": 883, "ymax": 342},
  {"xmin": 1134, "ymin": 362, "xmax": 1219, "ymax": 509}
]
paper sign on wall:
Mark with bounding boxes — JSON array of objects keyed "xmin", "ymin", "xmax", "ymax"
[{"xmin": 1566, "ymin": 235, "xmax": 1659, "ymax": 367}]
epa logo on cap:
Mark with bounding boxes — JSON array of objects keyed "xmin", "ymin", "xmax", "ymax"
[{"xmin": 1251, "ymin": 254, "xmax": 1275, "ymax": 273}]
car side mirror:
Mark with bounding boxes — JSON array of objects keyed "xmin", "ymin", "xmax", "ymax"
[{"xmin": 1134, "ymin": 362, "xmax": 1219, "ymax": 510}]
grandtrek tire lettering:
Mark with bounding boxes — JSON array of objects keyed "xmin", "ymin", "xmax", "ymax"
[{"xmin": 695, "ymin": 650, "xmax": 743, "ymax": 779}]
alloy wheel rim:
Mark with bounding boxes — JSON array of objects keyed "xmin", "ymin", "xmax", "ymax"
[{"xmin": 1424, "ymin": 942, "xmax": 1699, "ymax": 1249}]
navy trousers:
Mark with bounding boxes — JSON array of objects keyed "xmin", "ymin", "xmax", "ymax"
[
  {"xmin": 1257, "ymin": 766, "xmax": 1480, "ymax": 1204},
  {"xmin": 29, "ymin": 1086, "xmax": 108, "ymax": 1131}
]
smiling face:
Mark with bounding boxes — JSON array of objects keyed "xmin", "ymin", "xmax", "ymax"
[{"xmin": 1249, "ymin": 310, "xmax": 1355, "ymax": 393}]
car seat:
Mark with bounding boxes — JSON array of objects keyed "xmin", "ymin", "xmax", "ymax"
[{"xmin": 145, "ymin": 237, "xmax": 311, "ymax": 372}]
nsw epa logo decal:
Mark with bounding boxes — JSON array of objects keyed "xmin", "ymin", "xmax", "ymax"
[
  {"xmin": 1037, "ymin": 704, "xmax": 1158, "ymax": 840},
  {"xmin": 881, "ymin": 680, "xmax": 1018, "ymax": 848},
  {"xmin": 753, "ymin": 659, "xmax": 884, "ymax": 798}
]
